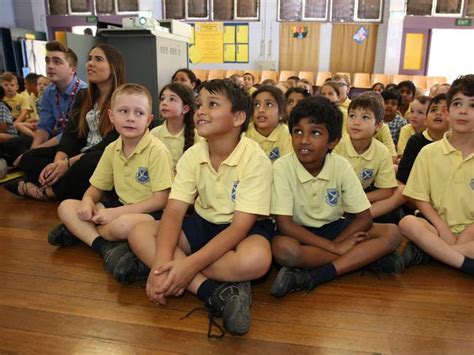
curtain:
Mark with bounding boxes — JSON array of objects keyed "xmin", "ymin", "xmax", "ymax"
[
  {"xmin": 279, "ymin": 22, "xmax": 320, "ymax": 72},
  {"xmin": 330, "ymin": 24, "xmax": 378, "ymax": 74}
]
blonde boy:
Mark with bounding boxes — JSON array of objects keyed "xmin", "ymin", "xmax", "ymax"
[
  {"xmin": 400, "ymin": 75, "xmax": 474, "ymax": 274},
  {"xmin": 48, "ymin": 84, "xmax": 173, "ymax": 270}
]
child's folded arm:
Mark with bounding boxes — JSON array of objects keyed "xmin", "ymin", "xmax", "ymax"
[
  {"xmin": 113, "ymin": 189, "xmax": 170, "ymax": 216},
  {"xmin": 415, "ymin": 200, "xmax": 456, "ymax": 244},
  {"xmin": 366, "ymin": 187, "xmax": 394, "ymax": 203}
]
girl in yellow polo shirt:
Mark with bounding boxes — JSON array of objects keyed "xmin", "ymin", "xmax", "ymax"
[
  {"xmin": 246, "ymin": 85, "xmax": 292, "ymax": 162},
  {"xmin": 151, "ymin": 83, "xmax": 199, "ymax": 170}
]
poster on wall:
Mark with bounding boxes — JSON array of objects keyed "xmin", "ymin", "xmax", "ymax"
[{"xmin": 189, "ymin": 22, "xmax": 249, "ymax": 64}]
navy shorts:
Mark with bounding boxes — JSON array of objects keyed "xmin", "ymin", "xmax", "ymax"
[
  {"xmin": 276, "ymin": 216, "xmax": 354, "ymax": 241},
  {"xmin": 182, "ymin": 213, "xmax": 275, "ymax": 254},
  {"xmin": 101, "ymin": 197, "xmax": 163, "ymax": 220}
]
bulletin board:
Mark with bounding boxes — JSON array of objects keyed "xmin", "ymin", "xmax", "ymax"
[{"xmin": 188, "ymin": 22, "xmax": 249, "ymax": 64}]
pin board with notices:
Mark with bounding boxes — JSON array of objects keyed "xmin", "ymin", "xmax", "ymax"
[{"xmin": 188, "ymin": 22, "xmax": 249, "ymax": 64}]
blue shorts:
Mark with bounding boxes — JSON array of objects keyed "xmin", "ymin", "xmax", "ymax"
[
  {"xmin": 182, "ymin": 212, "xmax": 275, "ymax": 254},
  {"xmin": 276, "ymin": 216, "xmax": 353, "ymax": 241},
  {"xmin": 101, "ymin": 197, "xmax": 163, "ymax": 220}
]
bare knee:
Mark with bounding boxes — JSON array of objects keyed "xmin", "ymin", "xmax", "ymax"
[
  {"xmin": 238, "ymin": 242, "xmax": 272, "ymax": 279},
  {"xmin": 128, "ymin": 221, "xmax": 158, "ymax": 252},
  {"xmin": 272, "ymin": 237, "xmax": 301, "ymax": 267},
  {"xmin": 107, "ymin": 215, "xmax": 153, "ymax": 240},
  {"xmin": 57, "ymin": 199, "xmax": 80, "ymax": 221},
  {"xmin": 399, "ymin": 215, "xmax": 420, "ymax": 240},
  {"xmin": 384, "ymin": 224, "xmax": 402, "ymax": 251}
]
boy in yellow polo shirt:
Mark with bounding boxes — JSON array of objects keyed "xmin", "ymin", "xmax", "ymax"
[
  {"xmin": 48, "ymin": 84, "xmax": 173, "ymax": 271},
  {"xmin": 334, "ymin": 93, "xmax": 400, "ymax": 222},
  {"xmin": 114, "ymin": 79, "xmax": 273, "ymax": 336},
  {"xmin": 270, "ymin": 96, "xmax": 402, "ymax": 298},
  {"xmin": 400, "ymin": 75, "xmax": 474, "ymax": 275}
]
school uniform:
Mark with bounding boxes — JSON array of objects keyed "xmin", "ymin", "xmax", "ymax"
[
  {"xmin": 90, "ymin": 131, "xmax": 174, "ymax": 205},
  {"xmin": 397, "ymin": 124, "xmax": 416, "ymax": 156},
  {"xmin": 245, "ymin": 122, "xmax": 292, "ymax": 161},
  {"xmin": 403, "ymin": 133, "xmax": 474, "ymax": 234}
]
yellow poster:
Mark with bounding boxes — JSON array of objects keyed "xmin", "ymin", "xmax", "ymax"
[
  {"xmin": 194, "ymin": 22, "xmax": 224, "ymax": 63},
  {"xmin": 224, "ymin": 25, "xmax": 235, "ymax": 44},
  {"xmin": 236, "ymin": 44, "xmax": 249, "ymax": 62},
  {"xmin": 236, "ymin": 25, "xmax": 248, "ymax": 43},
  {"xmin": 224, "ymin": 44, "xmax": 236, "ymax": 62}
]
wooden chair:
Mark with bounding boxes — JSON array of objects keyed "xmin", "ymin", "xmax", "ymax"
[
  {"xmin": 260, "ymin": 70, "xmax": 278, "ymax": 84},
  {"xmin": 278, "ymin": 70, "xmax": 298, "ymax": 82},
  {"xmin": 225, "ymin": 70, "xmax": 243, "ymax": 78},
  {"xmin": 192, "ymin": 69, "xmax": 208, "ymax": 82},
  {"xmin": 371, "ymin": 73, "xmax": 392, "ymax": 86},
  {"xmin": 412, "ymin": 75, "xmax": 428, "ymax": 90},
  {"xmin": 207, "ymin": 69, "xmax": 226, "ymax": 80},
  {"xmin": 426, "ymin": 76, "xmax": 448, "ymax": 89},
  {"xmin": 352, "ymin": 73, "xmax": 371, "ymax": 88},
  {"xmin": 298, "ymin": 71, "xmax": 315, "ymax": 85},
  {"xmin": 392, "ymin": 74, "xmax": 413, "ymax": 85},
  {"xmin": 316, "ymin": 71, "xmax": 332, "ymax": 86}
]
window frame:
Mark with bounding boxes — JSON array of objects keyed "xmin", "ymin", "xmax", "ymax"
[
  {"xmin": 302, "ymin": 0, "xmax": 330, "ymax": 21},
  {"xmin": 114, "ymin": 0, "xmax": 140, "ymax": 15},
  {"xmin": 163, "ymin": 0, "xmax": 260, "ymax": 21}
]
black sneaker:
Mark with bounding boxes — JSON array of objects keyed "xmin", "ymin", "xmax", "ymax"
[
  {"xmin": 270, "ymin": 267, "xmax": 314, "ymax": 298},
  {"xmin": 402, "ymin": 242, "xmax": 431, "ymax": 268},
  {"xmin": 47, "ymin": 224, "xmax": 81, "ymax": 247},
  {"xmin": 206, "ymin": 281, "xmax": 251, "ymax": 335},
  {"xmin": 368, "ymin": 252, "xmax": 405, "ymax": 275},
  {"xmin": 101, "ymin": 242, "xmax": 131, "ymax": 273},
  {"xmin": 113, "ymin": 252, "xmax": 150, "ymax": 284}
]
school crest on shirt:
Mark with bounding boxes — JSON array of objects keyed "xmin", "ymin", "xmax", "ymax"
[
  {"xmin": 136, "ymin": 167, "xmax": 150, "ymax": 183},
  {"xmin": 470, "ymin": 178, "xmax": 474, "ymax": 190},
  {"xmin": 231, "ymin": 180, "xmax": 239, "ymax": 202},
  {"xmin": 269, "ymin": 147, "xmax": 280, "ymax": 161},
  {"xmin": 325, "ymin": 188, "xmax": 339, "ymax": 207},
  {"xmin": 360, "ymin": 168, "xmax": 374, "ymax": 181}
]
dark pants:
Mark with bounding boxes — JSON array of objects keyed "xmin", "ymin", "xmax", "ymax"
[
  {"xmin": 19, "ymin": 147, "xmax": 103, "ymax": 200},
  {"xmin": 0, "ymin": 135, "xmax": 33, "ymax": 165}
]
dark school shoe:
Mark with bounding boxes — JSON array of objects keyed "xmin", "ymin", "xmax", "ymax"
[
  {"xmin": 47, "ymin": 224, "xmax": 81, "ymax": 247},
  {"xmin": 205, "ymin": 281, "xmax": 252, "ymax": 335},
  {"xmin": 102, "ymin": 242, "xmax": 132, "ymax": 273},
  {"xmin": 270, "ymin": 266, "xmax": 315, "ymax": 298},
  {"xmin": 368, "ymin": 251, "xmax": 405, "ymax": 275},
  {"xmin": 402, "ymin": 242, "xmax": 431, "ymax": 268},
  {"xmin": 113, "ymin": 251, "xmax": 150, "ymax": 284}
]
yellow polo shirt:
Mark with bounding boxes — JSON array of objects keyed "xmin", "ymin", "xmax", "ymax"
[
  {"xmin": 170, "ymin": 136, "xmax": 272, "ymax": 224},
  {"xmin": 397, "ymin": 124, "xmax": 416, "ymax": 156},
  {"xmin": 90, "ymin": 131, "xmax": 174, "ymax": 205},
  {"xmin": 341, "ymin": 97, "xmax": 351, "ymax": 111},
  {"xmin": 334, "ymin": 135, "xmax": 397, "ymax": 190},
  {"xmin": 151, "ymin": 123, "xmax": 201, "ymax": 169},
  {"xmin": 342, "ymin": 120, "xmax": 396, "ymax": 158},
  {"xmin": 20, "ymin": 91, "xmax": 38, "ymax": 121},
  {"xmin": 245, "ymin": 122, "xmax": 292, "ymax": 162},
  {"xmin": 403, "ymin": 133, "xmax": 474, "ymax": 234},
  {"xmin": 3, "ymin": 93, "xmax": 30, "ymax": 119},
  {"xmin": 271, "ymin": 152, "xmax": 371, "ymax": 228}
]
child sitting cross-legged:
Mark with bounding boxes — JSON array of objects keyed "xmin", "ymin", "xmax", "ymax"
[
  {"xmin": 334, "ymin": 92, "xmax": 402, "ymax": 225},
  {"xmin": 48, "ymin": 83, "xmax": 174, "ymax": 271},
  {"xmin": 112, "ymin": 79, "xmax": 274, "ymax": 336},
  {"xmin": 270, "ymin": 96, "xmax": 402, "ymax": 298},
  {"xmin": 400, "ymin": 75, "xmax": 474, "ymax": 274}
]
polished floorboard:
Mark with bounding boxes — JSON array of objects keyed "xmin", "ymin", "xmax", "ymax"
[{"xmin": 0, "ymin": 186, "xmax": 473, "ymax": 354}]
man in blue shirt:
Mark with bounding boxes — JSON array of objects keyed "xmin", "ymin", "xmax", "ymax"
[{"xmin": 32, "ymin": 41, "xmax": 87, "ymax": 148}]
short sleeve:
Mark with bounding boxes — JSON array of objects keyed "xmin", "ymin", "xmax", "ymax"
[
  {"xmin": 271, "ymin": 159, "xmax": 294, "ymax": 216},
  {"xmin": 89, "ymin": 144, "xmax": 114, "ymax": 191}
]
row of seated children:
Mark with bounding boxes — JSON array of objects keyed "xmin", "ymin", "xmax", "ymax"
[{"xmin": 45, "ymin": 75, "xmax": 473, "ymax": 337}]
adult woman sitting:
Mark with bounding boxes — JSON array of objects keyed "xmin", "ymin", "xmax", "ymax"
[{"xmin": 5, "ymin": 43, "xmax": 126, "ymax": 200}]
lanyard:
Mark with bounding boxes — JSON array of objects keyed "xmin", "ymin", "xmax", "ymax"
[{"xmin": 53, "ymin": 79, "xmax": 80, "ymax": 133}]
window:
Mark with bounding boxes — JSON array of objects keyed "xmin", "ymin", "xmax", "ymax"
[
  {"xmin": 117, "ymin": 0, "xmax": 139, "ymax": 12},
  {"xmin": 468, "ymin": 0, "xmax": 474, "ymax": 15},
  {"xmin": 406, "ymin": 0, "xmax": 433, "ymax": 15},
  {"xmin": 434, "ymin": 0, "xmax": 463, "ymax": 14},
  {"xmin": 96, "ymin": 0, "xmax": 114, "ymax": 14},
  {"xmin": 163, "ymin": 0, "xmax": 259, "ymax": 20},
  {"xmin": 277, "ymin": 0, "xmax": 381, "ymax": 22},
  {"xmin": 49, "ymin": 0, "xmax": 68, "ymax": 15},
  {"xmin": 70, "ymin": 0, "xmax": 90, "ymax": 14}
]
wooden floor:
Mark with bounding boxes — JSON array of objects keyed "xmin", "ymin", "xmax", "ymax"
[{"xmin": 1, "ymin": 186, "xmax": 473, "ymax": 354}]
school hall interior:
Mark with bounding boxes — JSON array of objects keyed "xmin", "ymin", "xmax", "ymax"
[{"xmin": 1, "ymin": 0, "xmax": 473, "ymax": 353}]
